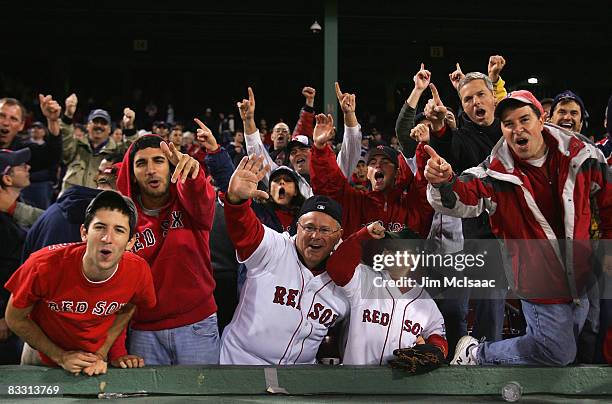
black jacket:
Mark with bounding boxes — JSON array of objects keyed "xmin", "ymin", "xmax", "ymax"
[
  {"xmin": 428, "ymin": 112, "xmax": 502, "ymax": 175},
  {"xmin": 0, "ymin": 213, "xmax": 27, "ymax": 316}
]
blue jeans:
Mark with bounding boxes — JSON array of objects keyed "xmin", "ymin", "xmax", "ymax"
[
  {"xmin": 435, "ymin": 286, "xmax": 506, "ymax": 358},
  {"xmin": 477, "ymin": 297, "xmax": 589, "ymax": 365},
  {"xmin": 129, "ymin": 314, "xmax": 220, "ymax": 365}
]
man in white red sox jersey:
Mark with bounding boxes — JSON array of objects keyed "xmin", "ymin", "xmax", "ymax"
[
  {"xmin": 326, "ymin": 221, "xmax": 447, "ymax": 365},
  {"xmin": 220, "ymin": 155, "xmax": 349, "ymax": 365}
]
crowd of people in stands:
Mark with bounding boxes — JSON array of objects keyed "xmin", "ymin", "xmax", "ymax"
[{"xmin": 0, "ymin": 54, "xmax": 610, "ymax": 375}]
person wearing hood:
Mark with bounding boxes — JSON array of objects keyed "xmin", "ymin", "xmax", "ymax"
[{"xmin": 115, "ymin": 117, "xmax": 231, "ymax": 366}]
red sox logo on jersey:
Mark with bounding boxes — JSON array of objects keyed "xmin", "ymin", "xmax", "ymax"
[
  {"xmin": 272, "ymin": 286, "xmax": 338, "ymax": 328},
  {"xmin": 132, "ymin": 211, "xmax": 185, "ymax": 252},
  {"xmin": 360, "ymin": 222, "xmax": 404, "ymax": 232},
  {"xmin": 46, "ymin": 300, "xmax": 126, "ymax": 316},
  {"xmin": 362, "ymin": 308, "xmax": 422, "ymax": 335}
]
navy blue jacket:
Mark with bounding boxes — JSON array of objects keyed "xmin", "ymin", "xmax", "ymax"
[{"xmin": 22, "ymin": 186, "xmax": 101, "ymax": 262}]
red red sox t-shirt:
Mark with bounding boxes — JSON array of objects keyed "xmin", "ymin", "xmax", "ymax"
[{"xmin": 5, "ymin": 243, "xmax": 157, "ymax": 366}]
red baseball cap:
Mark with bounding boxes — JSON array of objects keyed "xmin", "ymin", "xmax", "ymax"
[{"xmin": 495, "ymin": 90, "xmax": 545, "ymax": 119}]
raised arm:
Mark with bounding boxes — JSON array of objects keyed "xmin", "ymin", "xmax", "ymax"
[
  {"xmin": 335, "ymin": 82, "xmax": 362, "ymax": 177},
  {"xmin": 396, "ymin": 64, "xmax": 431, "ymax": 157},
  {"xmin": 160, "ymin": 140, "xmax": 215, "ymax": 229},
  {"xmin": 487, "ymin": 55, "xmax": 508, "ymax": 103},
  {"xmin": 60, "ymin": 93, "xmax": 78, "ymax": 164},
  {"xmin": 327, "ymin": 222, "xmax": 384, "ymax": 286},
  {"xmin": 311, "ymin": 113, "xmax": 362, "ymax": 208},
  {"xmin": 239, "ymin": 87, "xmax": 277, "ymax": 185},
  {"xmin": 424, "ymin": 145, "xmax": 495, "ymax": 218},
  {"xmin": 26, "ymin": 94, "xmax": 62, "ymax": 172},
  {"xmin": 292, "ymin": 87, "xmax": 316, "ymax": 138},
  {"xmin": 223, "ymin": 155, "xmax": 271, "ymax": 261},
  {"xmin": 194, "ymin": 118, "xmax": 234, "ymax": 193}
]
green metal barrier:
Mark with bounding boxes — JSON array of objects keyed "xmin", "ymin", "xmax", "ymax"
[{"xmin": 0, "ymin": 365, "xmax": 611, "ymax": 398}]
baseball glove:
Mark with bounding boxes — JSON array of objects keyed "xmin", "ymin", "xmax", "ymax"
[{"xmin": 388, "ymin": 344, "xmax": 445, "ymax": 375}]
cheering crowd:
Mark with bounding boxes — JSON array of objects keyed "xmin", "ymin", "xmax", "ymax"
[{"xmin": 0, "ymin": 54, "xmax": 610, "ymax": 376}]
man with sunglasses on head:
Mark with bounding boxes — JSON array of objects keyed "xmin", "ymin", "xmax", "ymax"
[{"xmin": 220, "ymin": 154, "xmax": 349, "ymax": 364}]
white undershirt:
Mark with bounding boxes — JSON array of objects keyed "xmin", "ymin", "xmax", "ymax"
[{"xmin": 525, "ymin": 148, "xmax": 549, "ymax": 167}]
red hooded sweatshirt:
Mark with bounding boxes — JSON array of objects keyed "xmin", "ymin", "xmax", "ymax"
[{"xmin": 116, "ymin": 138, "xmax": 217, "ymax": 330}]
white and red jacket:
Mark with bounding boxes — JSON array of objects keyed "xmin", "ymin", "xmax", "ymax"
[{"xmin": 428, "ymin": 124, "xmax": 611, "ymax": 302}]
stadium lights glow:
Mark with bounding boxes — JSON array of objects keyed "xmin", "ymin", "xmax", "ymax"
[{"xmin": 527, "ymin": 77, "xmax": 538, "ymax": 84}]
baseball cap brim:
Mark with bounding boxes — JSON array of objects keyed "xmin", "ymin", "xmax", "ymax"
[{"xmin": 1, "ymin": 148, "xmax": 31, "ymax": 173}]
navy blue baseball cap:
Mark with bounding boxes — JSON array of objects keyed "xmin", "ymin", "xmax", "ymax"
[
  {"xmin": 0, "ymin": 148, "xmax": 31, "ymax": 175},
  {"xmin": 550, "ymin": 90, "xmax": 589, "ymax": 121},
  {"xmin": 88, "ymin": 109, "xmax": 111, "ymax": 124}
]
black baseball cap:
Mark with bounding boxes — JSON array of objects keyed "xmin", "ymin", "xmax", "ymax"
[
  {"xmin": 298, "ymin": 195, "xmax": 342, "ymax": 225},
  {"xmin": 85, "ymin": 191, "xmax": 138, "ymax": 238},
  {"xmin": 365, "ymin": 145, "xmax": 399, "ymax": 167}
]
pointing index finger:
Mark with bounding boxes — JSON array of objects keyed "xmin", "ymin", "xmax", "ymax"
[
  {"xmin": 247, "ymin": 87, "xmax": 255, "ymax": 103},
  {"xmin": 193, "ymin": 118, "xmax": 209, "ymax": 132},
  {"xmin": 335, "ymin": 82, "xmax": 342, "ymax": 101},
  {"xmin": 429, "ymin": 83, "xmax": 442, "ymax": 105},
  {"xmin": 456, "ymin": 62, "xmax": 462, "ymax": 72},
  {"xmin": 423, "ymin": 144, "xmax": 440, "ymax": 160}
]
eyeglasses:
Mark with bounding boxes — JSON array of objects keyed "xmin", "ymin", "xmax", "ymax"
[{"xmin": 297, "ymin": 222, "xmax": 341, "ymax": 236}]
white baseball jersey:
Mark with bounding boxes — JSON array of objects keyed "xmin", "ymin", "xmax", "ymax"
[
  {"xmin": 340, "ymin": 265, "xmax": 445, "ymax": 365},
  {"xmin": 220, "ymin": 226, "xmax": 350, "ymax": 365}
]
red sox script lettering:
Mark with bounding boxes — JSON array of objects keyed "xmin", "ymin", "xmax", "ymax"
[
  {"xmin": 362, "ymin": 309, "xmax": 390, "ymax": 326},
  {"xmin": 272, "ymin": 286, "xmax": 338, "ymax": 328},
  {"xmin": 402, "ymin": 319, "xmax": 422, "ymax": 335},
  {"xmin": 47, "ymin": 300, "xmax": 126, "ymax": 316}
]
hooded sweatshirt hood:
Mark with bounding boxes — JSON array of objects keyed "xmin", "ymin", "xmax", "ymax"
[
  {"xmin": 58, "ymin": 186, "xmax": 102, "ymax": 223},
  {"xmin": 116, "ymin": 135, "xmax": 178, "ymax": 205}
]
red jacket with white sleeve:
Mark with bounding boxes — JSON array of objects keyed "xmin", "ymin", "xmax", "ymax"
[{"xmin": 428, "ymin": 124, "xmax": 611, "ymax": 302}]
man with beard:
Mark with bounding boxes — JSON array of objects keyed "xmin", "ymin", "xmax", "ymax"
[
  {"xmin": 4, "ymin": 191, "xmax": 156, "ymax": 374},
  {"xmin": 115, "ymin": 117, "xmax": 231, "ymax": 365},
  {"xmin": 548, "ymin": 90, "xmax": 589, "ymax": 134},
  {"xmin": 60, "ymin": 93, "xmax": 137, "ymax": 192}
]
